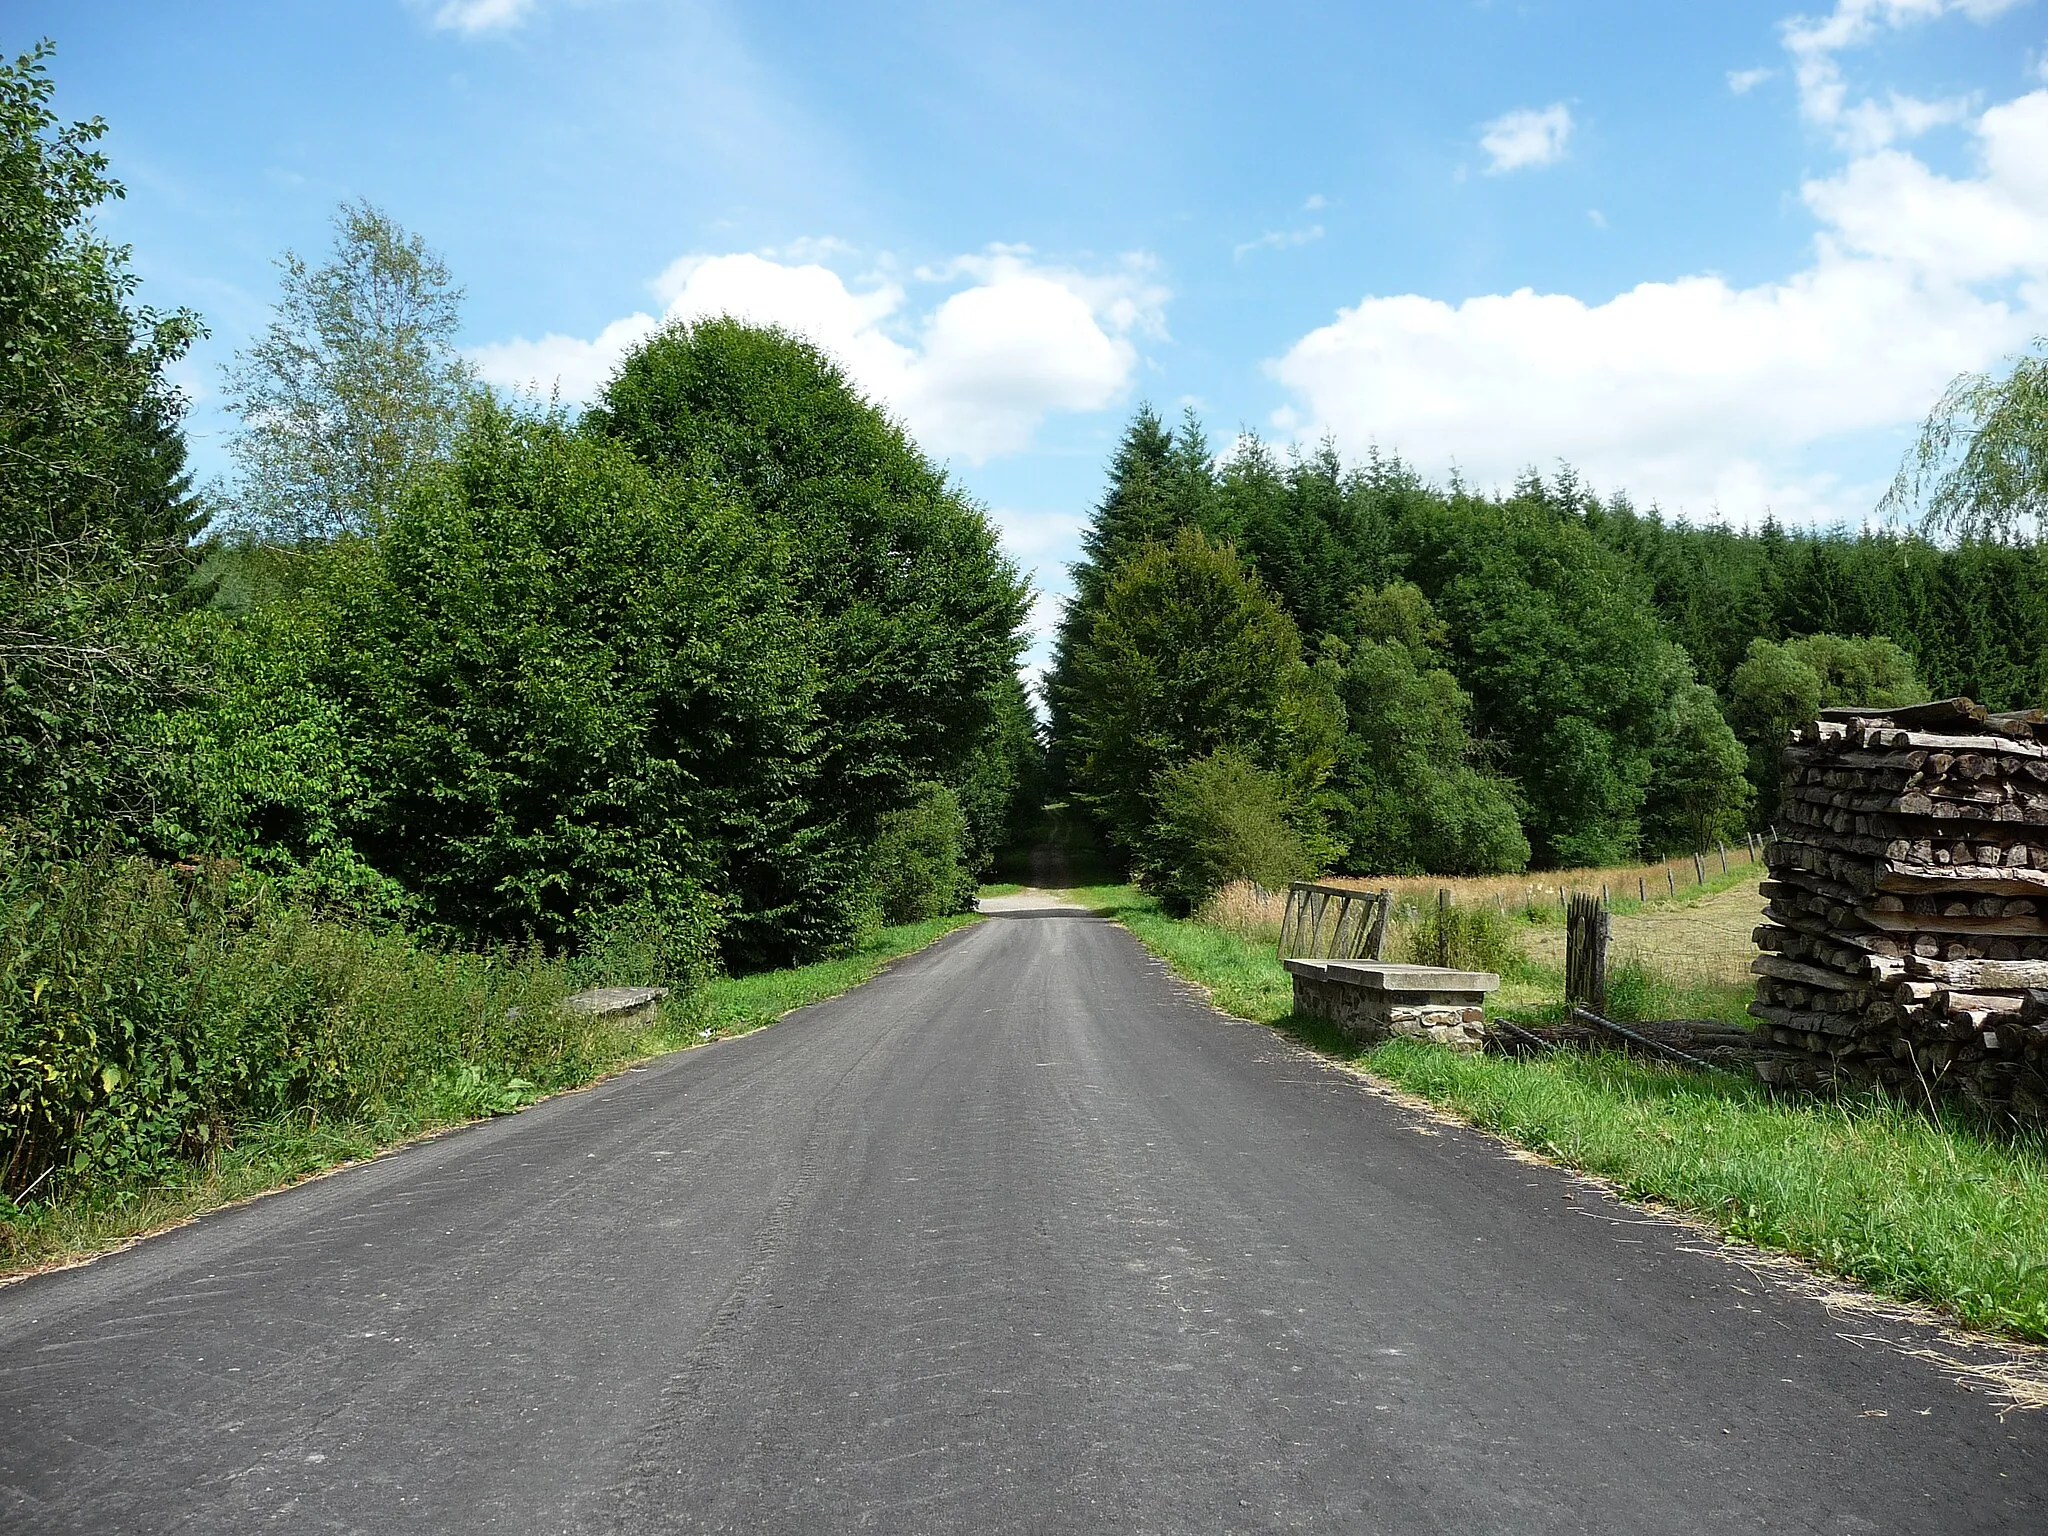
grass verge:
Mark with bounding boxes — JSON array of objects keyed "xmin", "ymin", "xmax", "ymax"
[
  {"xmin": 0, "ymin": 913, "xmax": 976, "ymax": 1284},
  {"xmin": 1068, "ymin": 882, "xmax": 2048, "ymax": 1344}
]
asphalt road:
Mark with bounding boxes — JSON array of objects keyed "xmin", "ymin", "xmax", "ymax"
[{"xmin": 3, "ymin": 902, "xmax": 2043, "ymax": 1533}]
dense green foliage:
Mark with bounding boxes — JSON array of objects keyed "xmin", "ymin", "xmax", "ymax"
[
  {"xmin": 1725, "ymin": 632, "xmax": 1924, "ymax": 823},
  {"xmin": 1, "ymin": 43, "xmax": 206, "ymax": 841},
  {"xmin": 866, "ymin": 784, "xmax": 978, "ymax": 923},
  {"xmin": 1326, "ymin": 583, "xmax": 1527, "ymax": 875},
  {"xmin": 0, "ymin": 51, "xmax": 1037, "ymax": 1220},
  {"xmin": 1058, "ymin": 525, "xmax": 1342, "ymax": 895},
  {"xmin": 1588, "ymin": 503, "xmax": 2041, "ymax": 709},
  {"xmin": 0, "ymin": 834, "xmax": 585, "ymax": 1207},
  {"xmin": 1144, "ymin": 748, "xmax": 1335, "ymax": 915},
  {"xmin": 590, "ymin": 319, "xmax": 1031, "ymax": 854},
  {"xmin": 1049, "ymin": 406, "xmax": 2033, "ymax": 889}
]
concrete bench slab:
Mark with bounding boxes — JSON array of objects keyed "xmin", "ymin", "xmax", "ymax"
[{"xmin": 1283, "ymin": 959, "xmax": 1498, "ymax": 1051}]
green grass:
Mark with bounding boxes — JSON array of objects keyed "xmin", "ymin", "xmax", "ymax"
[
  {"xmin": 0, "ymin": 913, "xmax": 977, "ymax": 1283},
  {"xmin": 1067, "ymin": 881, "xmax": 2048, "ymax": 1344},
  {"xmin": 976, "ymin": 882, "xmax": 1027, "ymax": 898}
]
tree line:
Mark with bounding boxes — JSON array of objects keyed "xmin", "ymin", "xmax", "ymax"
[{"xmin": 1045, "ymin": 403, "xmax": 2042, "ymax": 908}]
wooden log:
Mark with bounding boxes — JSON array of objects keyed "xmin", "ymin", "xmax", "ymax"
[
  {"xmin": 1818, "ymin": 697, "xmax": 1986, "ymax": 730},
  {"xmin": 1750, "ymin": 954, "xmax": 1869, "ymax": 993},
  {"xmin": 1901, "ymin": 957, "xmax": 2048, "ymax": 988}
]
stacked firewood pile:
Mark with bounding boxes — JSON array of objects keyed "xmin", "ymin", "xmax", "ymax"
[{"xmin": 1753, "ymin": 696, "xmax": 2048, "ymax": 1118}]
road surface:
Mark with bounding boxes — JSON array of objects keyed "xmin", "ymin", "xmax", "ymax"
[{"xmin": 2, "ymin": 900, "xmax": 2043, "ymax": 1532}]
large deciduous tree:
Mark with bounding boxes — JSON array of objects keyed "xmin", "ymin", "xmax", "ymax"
[
  {"xmin": 1883, "ymin": 338, "xmax": 2048, "ymax": 542},
  {"xmin": 589, "ymin": 318, "xmax": 1032, "ymax": 884}
]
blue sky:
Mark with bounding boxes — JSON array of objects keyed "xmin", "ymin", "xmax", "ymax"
[{"xmin": 19, "ymin": 1, "xmax": 2048, "ymax": 666}]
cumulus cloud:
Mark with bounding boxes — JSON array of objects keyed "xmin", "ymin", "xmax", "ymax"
[
  {"xmin": 1268, "ymin": 83, "xmax": 2048, "ymax": 523},
  {"xmin": 1479, "ymin": 103, "xmax": 1573, "ymax": 173},
  {"xmin": 1783, "ymin": 0, "xmax": 2024, "ymax": 148},
  {"xmin": 1728, "ymin": 66, "xmax": 1776, "ymax": 93},
  {"xmin": 471, "ymin": 246, "xmax": 1165, "ymax": 463}
]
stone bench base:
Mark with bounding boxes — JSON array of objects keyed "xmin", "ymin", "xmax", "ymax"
[{"xmin": 1283, "ymin": 960, "xmax": 1499, "ymax": 1052}]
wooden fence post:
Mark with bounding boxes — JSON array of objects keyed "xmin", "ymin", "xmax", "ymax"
[{"xmin": 1565, "ymin": 892, "xmax": 1609, "ymax": 1017}]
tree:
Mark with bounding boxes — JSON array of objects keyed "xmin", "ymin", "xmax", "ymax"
[
  {"xmin": 951, "ymin": 673, "xmax": 1044, "ymax": 877},
  {"xmin": 590, "ymin": 318, "xmax": 1031, "ymax": 873},
  {"xmin": 0, "ymin": 41, "xmax": 206, "ymax": 838},
  {"xmin": 1882, "ymin": 338, "xmax": 2048, "ymax": 541},
  {"xmin": 1641, "ymin": 678, "xmax": 1752, "ymax": 854},
  {"xmin": 1329, "ymin": 583, "xmax": 1528, "ymax": 875},
  {"xmin": 320, "ymin": 400, "xmax": 826, "ymax": 967},
  {"xmin": 1047, "ymin": 405, "xmax": 1216, "ymax": 769},
  {"xmin": 1726, "ymin": 632, "xmax": 1925, "ymax": 825},
  {"xmin": 223, "ymin": 201, "xmax": 473, "ymax": 541},
  {"xmin": 1410, "ymin": 485, "xmax": 1683, "ymax": 867},
  {"xmin": 1061, "ymin": 526, "xmax": 1342, "ymax": 869}
]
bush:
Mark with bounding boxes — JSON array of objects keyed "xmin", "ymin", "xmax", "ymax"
[
  {"xmin": 1141, "ymin": 748, "xmax": 1337, "ymax": 915},
  {"xmin": 866, "ymin": 785, "xmax": 976, "ymax": 924},
  {"xmin": 1392, "ymin": 896, "xmax": 1525, "ymax": 974},
  {"xmin": 0, "ymin": 835, "xmax": 652, "ymax": 1209}
]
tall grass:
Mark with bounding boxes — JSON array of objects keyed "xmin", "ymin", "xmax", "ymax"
[{"xmin": 0, "ymin": 836, "xmax": 978, "ymax": 1275}]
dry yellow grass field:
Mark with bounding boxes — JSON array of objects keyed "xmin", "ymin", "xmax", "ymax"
[
  {"xmin": 1197, "ymin": 864, "xmax": 1767, "ymax": 988},
  {"xmin": 1320, "ymin": 846, "xmax": 1761, "ymax": 914},
  {"xmin": 1521, "ymin": 876, "xmax": 1764, "ymax": 985}
]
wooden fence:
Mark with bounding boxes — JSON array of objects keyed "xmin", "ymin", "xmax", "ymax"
[
  {"xmin": 1564, "ymin": 891, "xmax": 1610, "ymax": 1016},
  {"xmin": 1277, "ymin": 882, "xmax": 1392, "ymax": 963}
]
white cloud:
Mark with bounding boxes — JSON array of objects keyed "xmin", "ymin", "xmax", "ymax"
[
  {"xmin": 424, "ymin": 0, "xmax": 541, "ymax": 33},
  {"xmin": 1783, "ymin": 0, "xmax": 2024, "ymax": 147},
  {"xmin": 1268, "ymin": 83, "xmax": 2048, "ymax": 524},
  {"xmin": 1478, "ymin": 103, "xmax": 1574, "ymax": 173},
  {"xmin": 1587, "ymin": 208, "xmax": 1608, "ymax": 229},
  {"xmin": 1234, "ymin": 225, "xmax": 1325, "ymax": 259},
  {"xmin": 1304, "ymin": 193, "xmax": 1329, "ymax": 211},
  {"xmin": 472, "ymin": 246, "xmax": 1165, "ymax": 463},
  {"xmin": 1728, "ymin": 66, "xmax": 1777, "ymax": 94}
]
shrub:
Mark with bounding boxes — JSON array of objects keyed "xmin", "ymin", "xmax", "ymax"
[
  {"xmin": 0, "ymin": 834, "xmax": 675, "ymax": 1212},
  {"xmin": 866, "ymin": 785, "xmax": 976, "ymax": 924},
  {"xmin": 1392, "ymin": 896, "xmax": 1525, "ymax": 974},
  {"xmin": 1141, "ymin": 747, "xmax": 1338, "ymax": 916}
]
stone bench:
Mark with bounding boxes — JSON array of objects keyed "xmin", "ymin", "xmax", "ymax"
[
  {"xmin": 1282, "ymin": 960, "xmax": 1499, "ymax": 1051},
  {"xmin": 562, "ymin": 986, "xmax": 669, "ymax": 1030}
]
